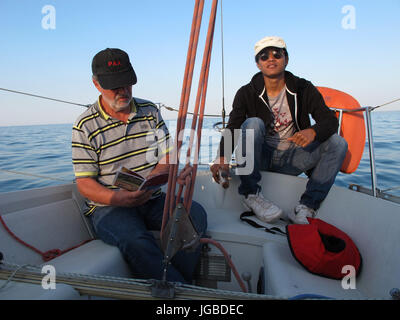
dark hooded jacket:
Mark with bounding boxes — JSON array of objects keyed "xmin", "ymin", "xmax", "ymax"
[{"xmin": 218, "ymin": 71, "xmax": 338, "ymax": 158}]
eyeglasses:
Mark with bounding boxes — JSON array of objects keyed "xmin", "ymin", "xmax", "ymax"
[{"xmin": 258, "ymin": 49, "xmax": 284, "ymax": 61}]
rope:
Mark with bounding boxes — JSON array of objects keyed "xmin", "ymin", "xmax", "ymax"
[
  {"xmin": 183, "ymin": 0, "xmax": 218, "ymax": 213},
  {"xmin": 371, "ymin": 97, "xmax": 400, "ymax": 111},
  {"xmin": 200, "ymin": 238, "xmax": 248, "ymax": 293},
  {"xmin": 3, "ymin": 87, "xmax": 397, "ymax": 119},
  {"xmin": 0, "ymin": 214, "xmax": 93, "ymax": 262},
  {"xmin": 162, "ymin": 0, "xmax": 205, "ymax": 237},
  {"xmin": 157, "ymin": 103, "xmax": 220, "ymax": 118},
  {"xmin": 0, "ymin": 87, "xmax": 225, "ymax": 117},
  {"xmin": 0, "ymin": 87, "xmax": 90, "ymax": 108},
  {"xmin": 382, "ymin": 185, "xmax": 400, "ymax": 193},
  {"xmin": 0, "ymin": 264, "xmax": 29, "ymax": 290},
  {"xmin": 0, "ymin": 261, "xmax": 283, "ymax": 299},
  {"xmin": 160, "ymin": 0, "xmax": 247, "ymax": 294}
]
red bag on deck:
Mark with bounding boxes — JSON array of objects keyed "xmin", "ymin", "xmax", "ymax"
[{"xmin": 286, "ymin": 218, "xmax": 362, "ymax": 279}]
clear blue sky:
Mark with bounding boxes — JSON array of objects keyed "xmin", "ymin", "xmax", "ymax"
[{"xmin": 0, "ymin": 0, "xmax": 399, "ymax": 126}]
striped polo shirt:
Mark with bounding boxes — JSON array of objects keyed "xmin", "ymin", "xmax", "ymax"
[{"xmin": 72, "ymin": 96, "xmax": 171, "ymax": 212}]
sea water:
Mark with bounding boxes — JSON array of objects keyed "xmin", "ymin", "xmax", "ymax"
[{"xmin": 0, "ymin": 112, "xmax": 399, "ymax": 198}]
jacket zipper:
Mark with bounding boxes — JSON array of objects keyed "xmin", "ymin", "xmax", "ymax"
[
  {"xmin": 258, "ymin": 87, "xmax": 272, "ymax": 112},
  {"xmin": 285, "ymin": 87, "xmax": 300, "ymax": 131}
]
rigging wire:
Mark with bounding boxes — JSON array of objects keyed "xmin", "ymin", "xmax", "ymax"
[
  {"xmin": 1, "ymin": 74, "xmax": 400, "ymax": 186},
  {"xmin": 371, "ymin": 97, "xmax": 400, "ymax": 111},
  {"xmin": 0, "ymin": 87, "xmax": 222, "ymax": 117},
  {"xmin": 382, "ymin": 185, "xmax": 400, "ymax": 193},
  {"xmin": 0, "ymin": 264, "xmax": 29, "ymax": 291},
  {"xmin": 0, "ymin": 87, "xmax": 90, "ymax": 108},
  {"xmin": 156, "ymin": 103, "xmax": 220, "ymax": 117},
  {"xmin": 1, "ymin": 84, "xmax": 400, "ymax": 118}
]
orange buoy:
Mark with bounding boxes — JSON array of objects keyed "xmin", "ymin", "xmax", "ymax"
[{"xmin": 317, "ymin": 87, "xmax": 366, "ymax": 174}]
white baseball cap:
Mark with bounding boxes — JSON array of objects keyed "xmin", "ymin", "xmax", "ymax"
[{"xmin": 254, "ymin": 36, "xmax": 287, "ymax": 56}]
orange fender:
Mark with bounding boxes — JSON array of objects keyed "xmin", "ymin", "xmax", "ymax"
[{"xmin": 317, "ymin": 87, "xmax": 366, "ymax": 174}]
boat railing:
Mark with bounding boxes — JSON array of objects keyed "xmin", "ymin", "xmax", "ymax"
[
  {"xmin": 329, "ymin": 106, "xmax": 378, "ymax": 197},
  {"xmin": 327, "ymin": 106, "xmax": 400, "ymax": 205}
]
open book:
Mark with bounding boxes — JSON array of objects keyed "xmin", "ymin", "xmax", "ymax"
[{"xmin": 112, "ymin": 167, "xmax": 169, "ymax": 192}]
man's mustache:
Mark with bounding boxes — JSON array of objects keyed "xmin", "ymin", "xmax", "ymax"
[{"xmin": 116, "ymin": 95, "xmax": 131, "ymax": 100}]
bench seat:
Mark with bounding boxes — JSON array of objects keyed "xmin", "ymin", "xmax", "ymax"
[
  {"xmin": 262, "ymin": 241, "xmax": 365, "ymax": 299},
  {"xmin": 44, "ymin": 239, "xmax": 133, "ymax": 278},
  {"xmin": 0, "ymin": 240, "xmax": 131, "ymax": 300}
]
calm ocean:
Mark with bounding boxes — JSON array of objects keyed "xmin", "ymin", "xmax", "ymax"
[{"xmin": 1, "ymin": 112, "xmax": 399, "ymax": 197}]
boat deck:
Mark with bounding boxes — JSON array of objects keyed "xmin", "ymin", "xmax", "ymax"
[{"xmin": 1, "ymin": 170, "xmax": 399, "ymax": 299}]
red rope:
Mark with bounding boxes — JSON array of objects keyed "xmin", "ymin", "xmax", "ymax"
[
  {"xmin": 200, "ymin": 238, "xmax": 248, "ymax": 293},
  {"xmin": 0, "ymin": 214, "xmax": 93, "ymax": 262}
]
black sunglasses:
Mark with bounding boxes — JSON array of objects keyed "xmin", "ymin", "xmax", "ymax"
[{"xmin": 258, "ymin": 49, "xmax": 284, "ymax": 61}]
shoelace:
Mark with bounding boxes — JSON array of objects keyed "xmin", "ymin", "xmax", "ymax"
[{"xmin": 255, "ymin": 194, "xmax": 274, "ymax": 210}]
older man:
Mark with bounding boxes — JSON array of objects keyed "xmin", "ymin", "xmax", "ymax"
[
  {"xmin": 211, "ymin": 36, "xmax": 347, "ymax": 224},
  {"xmin": 72, "ymin": 48, "xmax": 207, "ymax": 283}
]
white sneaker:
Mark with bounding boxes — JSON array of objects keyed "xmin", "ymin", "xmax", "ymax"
[
  {"xmin": 289, "ymin": 204, "xmax": 316, "ymax": 224},
  {"xmin": 243, "ymin": 192, "xmax": 283, "ymax": 223}
]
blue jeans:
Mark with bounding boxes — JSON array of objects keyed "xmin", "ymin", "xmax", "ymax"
[
  {"xmin": 90, "ymin": 193, "xmax": 207, "ymax": 283},
  {"xmin": 237, "ymin": 117, "xmax": 348, "ymax": 210}
]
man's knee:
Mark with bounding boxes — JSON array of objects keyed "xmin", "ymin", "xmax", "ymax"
[
  {"xmin": 241, "ymin": 117, "xmax": 265, "ymax": 132},
  {"xmin": 121, "ymin": 230, "xmax": 154, "ymax": 251},
  {"xmin": 328, "ymin": 134, "xmax": 348, "ymax": 155},
  {"xmin": 240, "ymin": 118, "xmax": 266, "ymax": 153}
]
